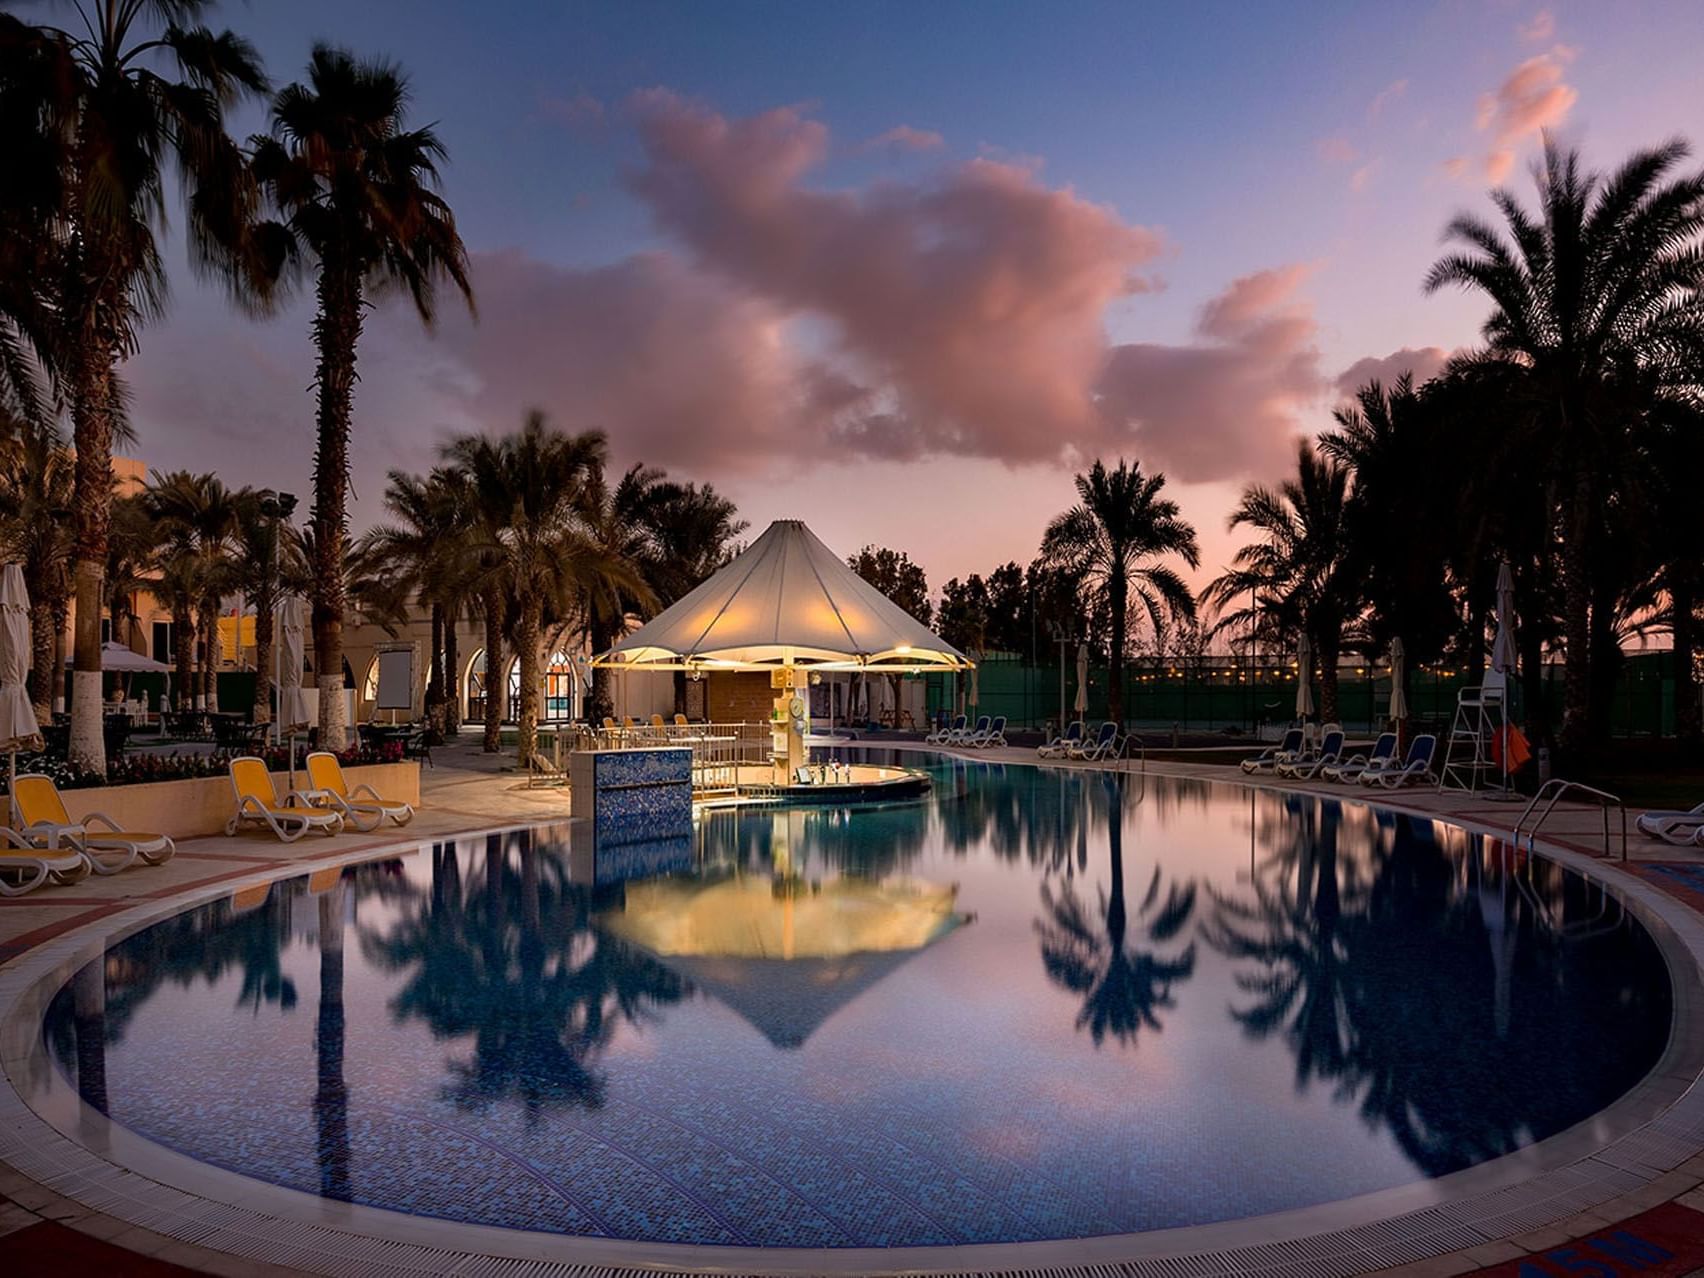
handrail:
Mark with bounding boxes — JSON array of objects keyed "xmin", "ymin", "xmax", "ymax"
[
  {"xmin": 1122, "ymin": 734, "xmax": 1146, "ymax": 774},
  {"xmin": 1513, "ymin": 778, "xmax": 1627, "ymax": 861}
]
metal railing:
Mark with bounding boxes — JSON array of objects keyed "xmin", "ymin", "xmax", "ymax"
[
  {"xmin": 592, "ymin": 721, "xmax": 773, "ymax": 795},
  {"xmin": 1513, "ymin": 778, "xmax": 1628, "ymax": 861}
]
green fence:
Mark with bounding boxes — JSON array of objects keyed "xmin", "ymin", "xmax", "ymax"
[{"xmin": 925, "ymin": 651, "xmax": 1683, "ymax": 739}]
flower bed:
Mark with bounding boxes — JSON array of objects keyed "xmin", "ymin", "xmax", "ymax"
[{"xmin": 12, "ymin": 741, "xmax": 403, "ymax": 791}]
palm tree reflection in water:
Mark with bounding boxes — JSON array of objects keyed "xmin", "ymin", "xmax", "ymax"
[
  {"xmin": 361, "ymin": 832, "xmax": 686, "ymax": 1119},
  {"xmin": 1207, "ymin": 795, "xmax": 1672, "ymax": 1177},
  {"xmin": 1035, "ymin": 771, "xmax": 1198, "ymax": 1046},
  {"xmin": 314, "ymin": 880, "xmax": 351, "ymax": 1200}
]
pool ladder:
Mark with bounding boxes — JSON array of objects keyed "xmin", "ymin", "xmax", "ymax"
[{"xmin": 1512, "ymin": 778, "xmax": 1627, "ymax": 861}]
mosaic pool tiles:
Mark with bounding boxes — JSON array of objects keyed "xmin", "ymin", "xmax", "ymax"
[{"xmin": 588, "ymin": 748, "xmax": 692, "ymax": 843}]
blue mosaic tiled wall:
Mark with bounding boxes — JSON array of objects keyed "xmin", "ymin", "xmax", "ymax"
[{"xmin": 590, "ymin": 748, "xmax": 692, "ymax": 845}]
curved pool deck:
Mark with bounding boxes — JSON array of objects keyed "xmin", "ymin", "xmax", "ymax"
[{"xmin": 3, "ymin": 738, "xmax": 1704, "ymax": 1277}]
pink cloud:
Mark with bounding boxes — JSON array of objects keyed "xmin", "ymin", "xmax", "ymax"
[
  {"xmin": 1349, "ymin": 162, "xmax": 1376, "ymax": 193},
  {"xmin": 1316, "ymin": 136, "xmax": 1358, "ymax": 165},
  {"xmin": 1368, "ymin": 79, "xmax": 1408, "ymax": 118},
  {"xmin": 406, "ymin": 248, "xmax": 811, "ymax": 474},
  {"xmin": 860, "ymin": 124, "xmax": 946, "ymax": 152},
  {"xmin": 1518, "ymin": 10, "xmax": 1556, "ymax": 42},
  {"xmin": 1096, "ymin": 265, "xmax": 1325, "ymax": 484},
  {"xmin": 1476, "ymin": 52, "xmax": 1577, "ymax": 139},
  {"xmin": 624, "ymin": 89, "xmax": 1165, "ymax": 464},
  {"xmin": 1333, "ymin": 346, "xmax": 1451, "ymax": 397},
  {"xmin": 1468, "ymin": 49, "xmax": 1577, "ymax": 181}
]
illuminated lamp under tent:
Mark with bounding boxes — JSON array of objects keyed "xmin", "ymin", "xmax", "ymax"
[{"xmin": 593, "ymin": 519, "xmax": 972, "ymax": 789}]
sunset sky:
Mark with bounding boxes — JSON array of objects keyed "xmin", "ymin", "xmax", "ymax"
[{"xmin": 124, "ymin": 0, "xmax": 1704, "ymax": 594}]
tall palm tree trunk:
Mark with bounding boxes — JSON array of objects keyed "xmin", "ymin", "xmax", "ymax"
[
  {"xmin": 588, "ymin": 617, "xmax": 614, "ymax": 724},
  {"xmin": 200, "ymin": 606, "xmax": 220, "ymax": 711},
  {"xmin": 314, "ymin": 884, "xmax": 350, "ymax": 1201},
  {"xmin": 68, "ymin": 341, "xmax": 117, "ymax": 776},
  {"xmin": 1558, "ymin": 465, "xmax": 1594, "ymax": 754},
  {"xmin": 516, "ymin": 600, "xmax": 541, "ymax": 766},
  {"xmin": 309, "ymin": 265, "xmax": 362, "ymax": 751},
  {"xmin": 29, "ymin": 600, "xmax": 55, "ymax": 722},
  {"xmin": 1107, "ymin": 572, "xmax": 1127, "ymax": 726},
  {"xmin": 444, "ymin": 616, "xmax": 460, "ymax": 736},
  {"xmin": 1673, "ymin": 567, "xmax": 1700, "ymax": 742},
  {"xmin": 425, "ymin": 603, "xmax": 446, "ymax": 737},
  {"xmin": 1317, "ymin": 635, "xmax": 1340, "ymax": 724},
  {"xmin": 253, "ymin": 597, "xmax": 275, "ymax": 725},
  {"xmin": 481, "ymin": 590, "xmax": 504, "ymax": 754},
  {"xmin": 172, "ymin": 606, "xmax": 194, "ymax": 714}
]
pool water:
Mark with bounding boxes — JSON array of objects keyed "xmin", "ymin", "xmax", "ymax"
[{"xmin": 41, "ymin": 750, "xmax": 1672, "ymax": 1248}]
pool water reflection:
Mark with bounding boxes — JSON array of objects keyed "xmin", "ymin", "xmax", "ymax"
[{"xmin": 41, "ymin": 751, "xmax": 1672, "ymax": 1247}]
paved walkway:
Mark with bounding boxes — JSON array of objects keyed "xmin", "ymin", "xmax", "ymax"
[{"xmin": 2, "ymin": 734, "xmax": 1702, "ymax": 1277}]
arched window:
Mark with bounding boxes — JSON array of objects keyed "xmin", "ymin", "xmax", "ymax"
[
  {"xmin": 466, "ymin": 648, "xmax": 490, "ymax": 721},
  {"xmin": 361, "ymin": 658, "xmax": 380, "ymax": 704}
]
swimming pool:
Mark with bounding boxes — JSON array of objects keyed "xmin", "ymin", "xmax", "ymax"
[{"xmin": 36, "ymin": 750, "xmax": 1674, "ymax": 1250}]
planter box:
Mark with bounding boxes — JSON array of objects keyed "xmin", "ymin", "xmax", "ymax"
[{"xmin": 56, "ymin": 762, "xmax": 422, "ymax": 842}]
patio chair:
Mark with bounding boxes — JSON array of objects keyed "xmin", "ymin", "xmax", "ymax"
[
  {"xmin": 975, "ymin": 715, "xmax": 1008, "ymax": 748},
  {"xmin": 927, "ymin": 714, "xmax": 966, "ymax": 745},
  {"xmin": 0, "ymin": 827, "xmax": 90, "ymax": 897},
  {"xmin": 1279, "ymin": 729, "xmax": 1346, "ymax": 780},
  {"xmin": 1070, "ymin": 722, "xmax": 1120, "ymax": 761},
  {"xmin": 959, "ymin": 715, "xmax": 992, "ymax": 746},
  {"xmin": 674, "ymin": 714, "xmax": 690, "ymax": 727},
  {"xmin": 403, "ymin": 727, "xmax": 434, "ymax": 768},
  {"xmin": 225, "ymin": 757, "xmax": 343, "ymax": 842},
  {"xmin": 1636, "ymin": 802, "xmax": 1704, "ymax": 845},
  {"xmin": 1322, "ymin": 732, "xmax": 1396, "ymax": 783},
  {"xmin": 1241, "ymin": 728, "xmax": 1305, "ymax": 775},
  {"xmin": 304, "ymin": 751, "xmax": 414, "ymax": 833},
  {"xmin": 14, "ymin": 773, "xmax": 174, "ymax": 872},
  {"xmin": 1365, "ymin": 734, "xmax": 1438, "ymax": 788},
  {"xmin": 1038, "ymin": 720, "xmax": 1084, "ymax": 759}
]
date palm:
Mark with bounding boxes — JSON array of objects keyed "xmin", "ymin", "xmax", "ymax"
[
  {"xmin": 247, "ymin": 45, "xmax": 472, "ymax": 749},
  {"xmin": 577, "ymin": 464, "xmax": 669, "ymax": 724},
  {"xmin": 0, "ymin": 419, "xmax": 75, "ymax": 718},
  {"xmin": 1203, "ymin": 442, "xmax": 1357, "ymax": 721},
  {"xmin": 1425, "ymin": 138, "xmax": 1704, "ymax": 751},
  {"xmin": 144, "ymin": 472, "xmax": 239, "ymax": 711},
  {"xmin": 636, "ymin": 480, "xmax": 745, "ymax": 716},
  {"xmin": 1041, "ymin": 459, "xmax": 1199, "ymax": 726},
  {"xmin": 449, "ymin": 416, "xmax": 649, "ymax": 765},
  {"xmin": 4, "ymin": 2, "xmax": 266, "ymax": 773},
  {"xmin": 230, "ymin": 492, "xmax": 307, "ymax": 726}
]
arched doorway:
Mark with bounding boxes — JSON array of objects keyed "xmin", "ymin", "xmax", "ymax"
[{"xmin": 465, "ymin": 649, "xmax": 581, "ymax": 722}]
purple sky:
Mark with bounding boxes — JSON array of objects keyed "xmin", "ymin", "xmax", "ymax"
[{"xmin": 121, "ymin": 0, "xmax": 1704, "ymax": 592}]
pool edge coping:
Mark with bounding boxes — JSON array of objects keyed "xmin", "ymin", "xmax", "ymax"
[{"xmin": 1, "ymin": 767, "xmax": 1702, "ymax": 1277}]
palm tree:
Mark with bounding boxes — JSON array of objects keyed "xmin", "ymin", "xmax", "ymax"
[
  {"xmin": 248, "ymin": 45, "xmax": 472, "ymax": 750},
  {"xmin": 638, "ymin": 481, "xmax": 746, "ymax": 716},
  {"xmin": 577, "ymin": 464, "xmax": 669, "ymax": 724},
  {"xmin": 1204, "ymin": 442, "xmax": 1357, "ymax": 722},
  {"xmin": 0, "ymin": 419, "xmax": 75, "ymax": 719},
  {"xmin": 364, "ymin": 468, "xmax": 467, "ymax": 737},
  {"xmin": 229, "ymin": 491, "xmax": 306, "ymax": 726},
  {"xmin": 104, "ymin": 495, "xmax": 158, "ymax": 655},
  {"xmin": 1425, "ymin": 139, "xmax": 1704, "ymax": 751},
  {"xmin": 449, "ymin": 416, "xmax": 649, "ymax": 765},
  {"xmin": 144, "ymin": 472, "xmax": 239, "ymax": 711},
  {"xmin": 4, "ymin": 2, "xmax": 267, "ymax": 774},
  {"xmin": 1040, "ymin": 459, "xmax": 1199, "ymax": 726}
]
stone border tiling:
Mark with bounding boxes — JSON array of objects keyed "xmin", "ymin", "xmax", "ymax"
[{"xmin": 2, "ymin": 786, "xmax": 1703, "ymax": 1277}]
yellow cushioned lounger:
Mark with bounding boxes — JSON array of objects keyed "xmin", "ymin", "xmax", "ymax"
[
  {"xmin": 225, "ymin": 757, "xmax": 343, "ymax": 842},
  {"xmin": 15, "ymin": 773, "xmax": 173, "ymax": 874},
  {"xmin": 0, "ymin": 826, "xmax": 89, "ymax": 897},
  {"xmin": 303, "ymin": 751, "xmax": 413, "ymax": 833}
]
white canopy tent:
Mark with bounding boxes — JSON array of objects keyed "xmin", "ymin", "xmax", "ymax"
[{"xmin": 595, "ymin": 520, "xmax": 970, "ymax": 674}]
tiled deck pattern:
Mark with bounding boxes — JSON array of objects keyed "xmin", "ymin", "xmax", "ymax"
[{"xmin": 2, "ymin": 735, "xmax": 1703, "ymax": 1276}]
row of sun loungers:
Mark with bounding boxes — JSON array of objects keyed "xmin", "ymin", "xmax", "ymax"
[
  {"xmin": 1637, "ymin": 803, "xmax": 1704, "ymax": 848},
  {"xmin": 1038, "ymin": 720, "xmax": 1129, "ymax": 762},
  {"xmin": 0, "ymin": 754, "xmax": 413, "ymax": 896},
  {"xmin": 1242, "ymin": 727, "xmax": 1438, "ymax": 789},
  {"xmin": 926, "ymin": 715, "xmax": 1008, "ymax": 748}
]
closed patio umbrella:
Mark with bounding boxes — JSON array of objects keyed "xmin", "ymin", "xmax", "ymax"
[
  {"xmin": 279, "ymin": 596, "xmax": 310, "ymax": 731},
  {"xmin": 1490, "ymin": 560, "xmax": 1517, "ymax": 678},
  {"xmin": 1388, "ymin": 637, "xmax": 1408, "ymax": 725},
  {"xmin": 967, "ymin": 659, "xmax": 979, "ymax": 711},
  {"xmin": 0, "ymin": 565, "xmax": 40, "ymax": 827},
  {"xmin": 1074, "ymin": 643, "xmax": 1089, "ymax": 717},
  {"xmin": 1294, "ymin": 634, "xmax": 1315, "ymax": 720}
]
